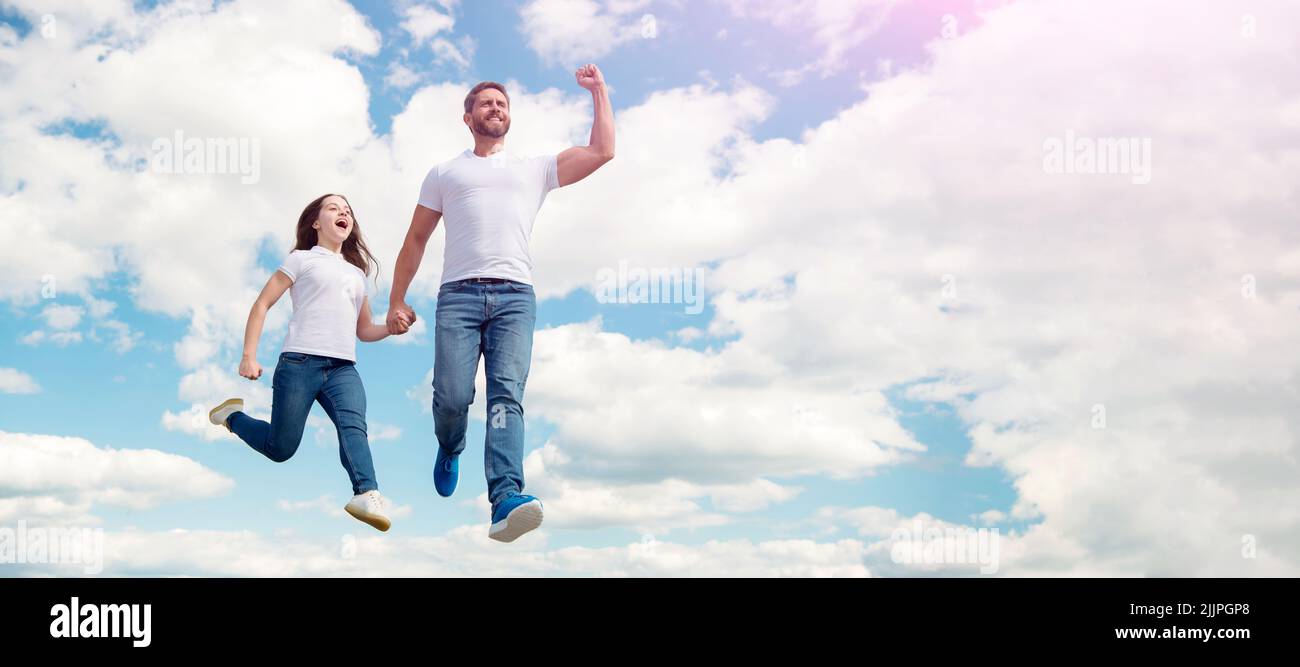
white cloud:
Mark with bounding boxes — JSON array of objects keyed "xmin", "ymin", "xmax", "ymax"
[
  {"xmin": 401, "ymin": 4, "xmax": 455, "ymax": 46},
  {"xmin": 0, "ymin": 368, "xmax": 40, "ymax": 394},
  {"xmin": 20, "ymin": 330, "xmax": 82, "ymax": 346},
  {"xmin": 518, "ymin": 0, "xmax": 652, "ymax": 66},
  {"xmin": 384, "ymin": 62, "xmax": 422, "ymax": 89},
  {"xmin": 0, "ymin": 1, "xmax": 381, "ymax": 316},
  {"xmin": 10, "ymin": 524, "xmax": 870, "ymax": 577},
  {"xmin": 162, "ymin": 363, "xmax": 275, "ymax": 443},
  {"xmin": 513, "ymin": 445, "xmax": 804, "ymax": 533},
  {"xmin": 673, "ymin": 326, "xmax": 704, "ymax": 342},
  {"xmin": 685, "ymin": 0, "xmax": 1300, "ymax": 575},
  {"xmin": 21, "ymin": 299, "xmax": 139, "ymax": 352},
  {"xmin": 816, "ymin": 506, "xmax": 1010, "ymax": 576},
  {"xmin": 526, "ymin": 319, "xmax": 924, "ymax": 484},
  {"xmin": 526, "ymin": 80, "xmax": 775, "ymax": 299},
  {"xmin": 369, "ymin": 423, "xmax": 403, "ymax": 442},
  {"xmin": 510, "ymin": 443, "xmax": 729, "ymax": 533},
  {"xmin": 514, "ymin": 0, "xmax": 1300, "ymax": 575},
  {"xmin": 0, "ymin": 495, "xmax": 99, "ymax": 526},
  {"xmin": 428, "ymin": 35, "xmax": 473, "ymax": 69},
  {"xmin": 720, "ymin": 0, "xmax": 898, "ymax": 84},
  {"xmin": 708, "ymin": 477, "xmax": 802, "ymax": 512},
  {"xmin": 83, "ymin": 294, "xmax": 117, "ymax": 318},
  {"xmin": 277, "ymin": 494, "xmax": 342, "ymax": 516},
  {"xmin": 89, "ymin": 318, "xmax": 142, "ymax": 353},
  {"xmin": 3, "ymin": 0, "xmax": 1298, "ymax": 578},
  {"xmin": 40, "ymin": 303, "xmax": 84, "ymax": 330},
  {"xmin": 405, "ymin": 367, "xmax": 436, "ymax": 414},
  {"xmin": 399, "ymin": 2, "xmax": 472, "ymax": 68},
  {"xmin": 0, "ymin": 431, "xmax": 235, "ymax": 516}
]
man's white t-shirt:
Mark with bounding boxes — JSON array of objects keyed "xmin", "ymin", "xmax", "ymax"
[
  {"xmin": 417, "ymin": 149, "xmax": 560, "ymax": 286},
  {"xmin": 278, "ymin": 246, "xmax": 367, "ymax": 362}
]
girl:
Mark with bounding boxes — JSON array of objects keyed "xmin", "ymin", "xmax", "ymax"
[{"xmin": 208, "ymin": 194, "xmax": 401, "ymax": 532}]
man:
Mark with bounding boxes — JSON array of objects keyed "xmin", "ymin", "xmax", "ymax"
[{"xmin": 387, "ymin": 64, "xmax": 614, "ymax": 542}]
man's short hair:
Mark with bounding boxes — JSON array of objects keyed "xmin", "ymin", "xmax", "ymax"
[{"xmin": 464, "ymin": 81, "xmax": 509, "ymax": 114}]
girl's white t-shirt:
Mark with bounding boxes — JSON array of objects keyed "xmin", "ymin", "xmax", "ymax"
[{"xmin": 278, "ymin": 246, "xmax": 367, "ymax": 362}]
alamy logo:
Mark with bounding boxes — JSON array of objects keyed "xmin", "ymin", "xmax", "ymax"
[
  {"xmin": 150, "ymin": 129, "xmax": 261, "ymax": 184},
  {"xmin": 0, "ymin": 521, "xmax": 102, "ymax": 574},
  {"xmin": 50, "ymin": 597, "xmax": 152, "ymax": 647},
  {"xmin": 890, "ymin": 519, "xmax": 1000, "ymax": 575},
  {"xmin": 1042, "ymin": 130, "xmax": 1152, "ymax": 185},
  {"xmin": 594, "ymin": 260, "xmax": 706, "ymax": 315}
]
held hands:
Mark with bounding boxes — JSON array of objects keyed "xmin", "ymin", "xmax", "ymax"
[
  {"xmin": 386, "ymin": 302, "xmax": 417, "ymax": 335},
  {"xmin": 575, "ymin": 63, "xmax": 605, "ymax": 91},
  {"xmin": 239, "ymin": 356, "xmax": 263, "ymax": 381}
]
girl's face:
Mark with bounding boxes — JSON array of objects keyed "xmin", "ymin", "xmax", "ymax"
[{"xmin": 314, "ymin": 195, "xmax": 353, "ymax": 245}]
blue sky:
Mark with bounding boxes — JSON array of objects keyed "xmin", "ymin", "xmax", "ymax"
[
  {"xmin": 333, "ymin": 0, "xmax": 986, "ymax": 141},
  {"xmin": 0, "ymin": 0, "xmax": 1023, "ymax": 563},
  {"xmin": 8, "ymin": 0, "xmax": 1290, "ymax": 577}
]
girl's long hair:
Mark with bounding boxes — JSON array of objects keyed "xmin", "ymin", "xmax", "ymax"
[{"xmin": 294, "ymin": 194, "xmax": 379, "ymax": 281}]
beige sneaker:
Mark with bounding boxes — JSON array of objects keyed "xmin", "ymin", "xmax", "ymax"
[
  {"xmin": 345, "ymin": 490, "xmax": 392, "ymax": 532},
  {"xmin": 208, "ymin": 398, "xmax": 244, "ymax": 433}
]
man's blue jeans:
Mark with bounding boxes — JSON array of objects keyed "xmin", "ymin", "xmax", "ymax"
[
  {"xmin": 228, "ymin": 352, "xmax": 378, "ymax": 495},
  {"xmin": 432, "ymin": 279, "xmax": 536, "ymax": 514}
]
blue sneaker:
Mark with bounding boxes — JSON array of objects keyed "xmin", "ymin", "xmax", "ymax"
[
  {"xmin": 434, "ymin": 448, "xmax": 459, "ymax": 497},
  {"xmin": 489, "ymin": 494, "xmax": 544, "ymax": 543}
]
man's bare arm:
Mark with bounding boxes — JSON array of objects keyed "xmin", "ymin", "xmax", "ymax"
[
  {"xmin": 558, "ymin": 63, "xmax": 615, "ymax": 187},
  {"xmin": 387, "ymin": 205, "xmax": 441, "ymax": 334}
]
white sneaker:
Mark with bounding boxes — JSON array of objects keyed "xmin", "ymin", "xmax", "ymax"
[
  {"xmin": 344, "ymin": 490, "xmax": 392, "ymax": 532},
  {"xmin": 208, "ymin": 398, "xmax": 243, "ymax": 433}
]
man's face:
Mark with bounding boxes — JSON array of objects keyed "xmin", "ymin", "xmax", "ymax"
[{"xmin": 466, "ymin": 88, "xmax": 510, "ymax": 138}]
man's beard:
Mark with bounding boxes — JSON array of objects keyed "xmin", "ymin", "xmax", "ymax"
[{"xmin": 473, "ymin": 115, "xmax": 510, "ymax": 138}]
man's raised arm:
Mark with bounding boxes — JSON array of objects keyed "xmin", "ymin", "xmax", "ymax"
[{"xmin": 557, "ymin": 63, "xmax": 615, "ymax": 187}]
